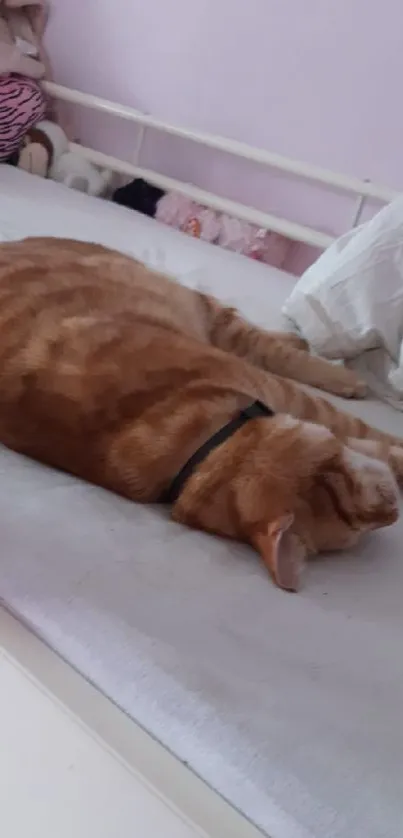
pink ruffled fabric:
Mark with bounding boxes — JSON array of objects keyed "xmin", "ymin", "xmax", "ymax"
[{"xmin": 156, "ymin": 192, "xmax": 292, "ymax": 269}]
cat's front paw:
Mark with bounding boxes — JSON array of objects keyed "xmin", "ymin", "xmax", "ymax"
[
  {"xmin": 341, "ymin": 376, "xmax": 367, "ymax": 399},
  {"xmin": 328, "ymin": 368, "xmax": 367, "ymax": 399}
]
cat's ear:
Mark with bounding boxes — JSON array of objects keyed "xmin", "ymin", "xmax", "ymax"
[{"xmin": 253, "ymin": 514, "xmax": 306, "ymax": 592}]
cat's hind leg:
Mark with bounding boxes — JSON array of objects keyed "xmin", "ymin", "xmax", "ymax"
[{"xmin": 203, "ymin": 296, "xmax": 366, "ymax": 399}]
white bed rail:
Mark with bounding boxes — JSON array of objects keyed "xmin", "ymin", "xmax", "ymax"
[{"xmin": 44, "ymin": 81, "xmax": 400, "ymax": 250}]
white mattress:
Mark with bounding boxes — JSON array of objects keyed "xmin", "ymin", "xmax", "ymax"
[{"xmin": 1, "ymin": 166, "xmax": 403, "ymax": 838}]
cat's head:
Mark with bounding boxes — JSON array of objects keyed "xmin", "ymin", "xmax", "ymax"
[{"xmin": 174, "ymin": 415, "xmax": 399, "ymax": 592}]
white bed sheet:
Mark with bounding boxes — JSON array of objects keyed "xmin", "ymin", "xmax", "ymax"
[{"xmin": 1, "ymin": 166, "xmax": 403, "ymax": 838}]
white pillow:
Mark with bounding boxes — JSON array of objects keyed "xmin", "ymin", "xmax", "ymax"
[{"xmin": 283, "ymin": 196, "xmax": 403, "ymax": 409}]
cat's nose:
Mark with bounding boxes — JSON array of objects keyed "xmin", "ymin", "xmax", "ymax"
[
  {"xmin": 378, "ymin": 506, "xmax": 399, "ymax": 526},
  {"xmin": 375, "ymin": 482, "xmax": 399, "ymax": 524}
]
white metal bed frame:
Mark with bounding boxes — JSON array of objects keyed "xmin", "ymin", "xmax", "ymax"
[{"xmin": 45, "ymin": 81, "xmax": 400, "ymax": 251}]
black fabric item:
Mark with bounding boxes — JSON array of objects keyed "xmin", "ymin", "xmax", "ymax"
[
  {"xmin": 112, "ymin": 178, "xmax": 165, "ymax": 217},
  {"xmin": 6, "ymin": 150, "xmax": 19, "ymax": 167},
  {"xmin": 159, "ymin": 400, "xmax": 274, "ymax": 505}
]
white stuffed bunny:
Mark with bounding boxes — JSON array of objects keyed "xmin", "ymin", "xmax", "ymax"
[
  {"xmin": 24, "ymin": 119, "xmax": 111, "ymax": 197},
  {"xmin": 50, "ymin": 149, "xmax": 111, "ymax": 196}
]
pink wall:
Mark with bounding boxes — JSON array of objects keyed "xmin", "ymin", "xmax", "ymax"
[{"xmin": 46, "ymin": 0, "xmax": 403, "ymax": 263}]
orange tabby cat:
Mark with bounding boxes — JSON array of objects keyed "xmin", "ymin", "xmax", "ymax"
[{"xmin": 0, "ymin": 236, "xmax": 401, "ymax": 592}]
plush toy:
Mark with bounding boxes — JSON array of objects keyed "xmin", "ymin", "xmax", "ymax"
[
  {"xmin": 218, "ymin": 214, "xmax": 292, "ymax": 266},
  {"xmin": 156, "ymin": 193, "xmax": 222, "ymax": 243},
  {"xmin": 0, "ymin": 1, "xmax": 51, "ymax": 161},
  {"xmin": 16, "ymin": 119, "xmax": 53, "ymax": 174},
  {"xmin": 112, "ymin": 178, "xmax": 292, "ymax": 268},
  {"xmin": 0, "ymin": 0, "xmax": 49, "ymax": 78},
  {"xmin": 50, "ymin": 149, "xmax": 112, "ymax": 196},
  {"xmin": 17, "ymin": 118, "xmax": 112, "ymax": 196},
  {"xmin": 0, "ymin": 74, "xmax": 45, "ymax": 161},
  {"xmin": 113, "ymin": 177, "xmax": 165, "ymax": 217},
  {"xmin": 155, "ymin": 191, "xmax": 292, "ymax": 268}
]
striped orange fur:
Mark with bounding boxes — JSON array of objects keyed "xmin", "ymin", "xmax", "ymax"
[{"xmin": 0, "ymin": 236, "xmax": 400, "ymax": 591}]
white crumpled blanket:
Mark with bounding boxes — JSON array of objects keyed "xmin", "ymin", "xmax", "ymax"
[{"xmin": 283, "ymin": 196, "xmax": 403, "ymax": 410}]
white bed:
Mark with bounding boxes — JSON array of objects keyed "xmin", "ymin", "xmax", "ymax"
[{"xmin": 1, "ymin": 164, "xmax": 403, "ymax": 838}]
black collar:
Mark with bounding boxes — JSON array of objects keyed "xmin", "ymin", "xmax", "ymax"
[{"xmin": 159, "ymin": 399, "xmax": 274, "ymax": 505}]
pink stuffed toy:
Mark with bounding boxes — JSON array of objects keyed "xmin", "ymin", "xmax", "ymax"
[
  {"xmin": 156, "ymin": 193, "xmax": 222, "ymax": 244},
  {"xmin": 156, "ymin": 192, "xmax": 292, "ymax": 269},
  {"xmin": 0, "ymin": 0, "xmax": 57, "ymax": 162}
]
